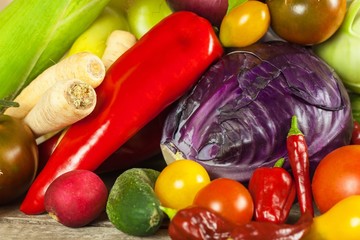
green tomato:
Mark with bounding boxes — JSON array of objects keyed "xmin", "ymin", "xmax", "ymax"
[{"xmin": 127, "ymin": 0, "xmax": 173, "ymax": 39}]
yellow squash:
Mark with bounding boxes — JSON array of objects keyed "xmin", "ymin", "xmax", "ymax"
[{"xmin": 304, "ymin": 195, "xmax": 360, "ymax": 240}]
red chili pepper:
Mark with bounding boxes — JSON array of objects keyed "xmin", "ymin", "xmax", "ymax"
[
  {"xmin": 286, "ymin": 115, "xmax": 314, "ymax": 216},
  {"xmin": 20, "ymin": 11, "xmax": 223, "ymax": 215},
  {"xmin": 168, "ymin": 206, "xmax": 237, "ymax": 240},
  {"xmin": 167, "ymin": 206, "xmax": 313, "ymax": 240},
  {"xmin": 351, "ymin": 120, "xmax": 360, "ymax": 145},
  {"xmin": 248, "ymin": 158, "xmax": 296, "ymax": 224},
  {"xmin": 229, "ymin": 211, "xmax": 313, "ymax": 240}
]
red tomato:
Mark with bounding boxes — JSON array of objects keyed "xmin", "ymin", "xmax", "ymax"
[
  {"xmin": 312, "ymin": 145, "xmax": 360, "ymax": 213},
  {"xmin": 193, "ymin": 178, "xmax": 254, "ymax": 225}
]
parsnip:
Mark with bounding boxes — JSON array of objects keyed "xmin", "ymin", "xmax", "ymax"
[
  {"xmin": 24, "ymin": 80, "xmax": 97, "ymax": 137},
  {"xmin": 0, "ymin": 0, "xmax": 12, "ymax": 11},
  {"xmin": 5, "ymin": 52, "xmax": 105, "ymax": 119},
  {"xmin": 0, "ymin": 0, "xmax": 110, "ymax": 105},
  {"xmin": 102, "ymin": 30, "xmax": 137, "ymax": 70}
]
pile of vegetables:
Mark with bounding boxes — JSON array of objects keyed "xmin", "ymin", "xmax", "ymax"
[
  {"xmin": 1, "ymin": 0, "xmax": 360, "ymax": 239},
  {"xmin": 161, "ymin": 41, "xmax": 353, "ymax": 182}
]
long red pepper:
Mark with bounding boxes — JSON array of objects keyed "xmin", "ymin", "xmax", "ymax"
[
  {"xmin": 36, "ymin": 110, "xmax": 168, "ymax": 174},
  {"xmin": 168, "ymin": 206, "xmax": 313, "ymax": 240},
  {"xmin": 20, "ymin": 11, "xmax": 223, "ymax": 215},
  {"xmin": 286, "ymin": 115, "xmax": 314, "ymax": 216}
]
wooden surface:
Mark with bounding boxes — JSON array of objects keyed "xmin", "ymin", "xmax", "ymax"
[
  {"xmin": 0, "ymin": 201, "xmax": 306, "ymax": 240},
  {"xmin": 0, "ymin": 200, "xmax": 170, "ymax": 240},
  {"xmin": 0, "ymin": 157, "xmax": 309, "ymax": 240},
  {"xmin": 0, "ymin": 159, "xmax": 171, "ymax": 240}
]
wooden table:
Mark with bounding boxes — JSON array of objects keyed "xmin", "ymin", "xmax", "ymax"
[
  {"xmin": 0, "ymin": 158, "xmax": 171, "ymax": 240},
  {"xmin": 0, "ymin": 200, "xmax": 308, "ymax": 240},
  {"xmin": 0, "ymin": 157, "xmax": 308, "ymax": 240},
  {"xmin": 0, "ymin": 200, "xmax": 170, "ymax": 240}
]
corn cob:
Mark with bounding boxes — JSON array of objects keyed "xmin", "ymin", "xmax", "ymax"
[{"xmin": 0, "ymin": 0, "xmax": 110, "ymax": 112}]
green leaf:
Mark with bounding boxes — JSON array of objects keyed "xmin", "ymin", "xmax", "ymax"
[
  {"xmin": 0, "ymin": 0, "xmax": 110, "ymax": 112},
  {"xmin": 227, "ymin": 0, "xmax": 247, "ymax": 13},
  {"xmin": 0, "ymin": 100, "xmax": 19, "ymax": 110}
]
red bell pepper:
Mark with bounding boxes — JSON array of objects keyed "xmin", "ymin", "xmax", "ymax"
[
  {"xmin": 248, "ymin": 158, "xmax": 296, "ymax": 224},
  {"xmin": 286, "ymin": 115, "xmax": 314, "ymax": 217},
  {"xmin": 20, "ymin": 11, "xmax": 223, "ymax": 215}
]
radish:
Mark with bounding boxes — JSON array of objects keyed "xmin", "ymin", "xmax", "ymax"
[{"xmin": 44, "ymin": 170, "xmax": 108, "ymax": 228}]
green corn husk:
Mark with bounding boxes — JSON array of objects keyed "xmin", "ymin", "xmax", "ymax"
[{"xmin": 0, "ymin": 0, "xmax": 110, "ymax": 111}]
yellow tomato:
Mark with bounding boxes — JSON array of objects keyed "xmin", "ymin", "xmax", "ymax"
[
  {"xmin": 219, "ymin": 1, "xmax": 270, "ymax": 47},
  {"xmin": 154, "ymin": 159, "xmax": 210, "ymax": 210}
]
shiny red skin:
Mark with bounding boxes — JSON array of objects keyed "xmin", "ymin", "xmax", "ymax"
[
  {"xmin": 248, "ymin": 165, "xmax": 296, "ymax": 224},
  {"xmin": 44, "ymin": 170, "xmax": 108, "ymax": 228},
  {"xmin": 312, "ymin": 145, "xmax": 360, "ymax": 213},
  {"xmin": 37, "ymin": 109, "xmax": 168, "ymax": 175},
  {"xmin": 351, "ymin": 120, "xmax": 360, "ymax": 145},
  {"xmin": 287, "ymin": 134, "xmax": 314, "ymax": 216}
]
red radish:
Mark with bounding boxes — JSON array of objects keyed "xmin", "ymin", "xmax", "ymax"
[{"xmin": 44, "ymin": 170, "xmax": 108, "ymax": 228}]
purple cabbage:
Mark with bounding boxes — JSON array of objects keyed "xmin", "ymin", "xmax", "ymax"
[{"xmin": 161, "ymin": 41, "xmax": 353, "ymax": 182}]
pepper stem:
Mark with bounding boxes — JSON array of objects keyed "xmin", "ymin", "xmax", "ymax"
[
  {"xmin": 274, "ymin": 158, "xmax": 285, "ymax": 168},
  {"xmin": 287, "ymin": 115, "xmax": 303, "ymax": 137},
  {"xmin": 159, "ymin": 206, "xmax": 177, "ymax": 221}
]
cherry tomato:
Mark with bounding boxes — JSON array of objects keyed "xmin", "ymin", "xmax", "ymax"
[
  {"xmin": 312, "ymin": 145, "xmax": 360, "ymax": 213},
  {"xmin": 154, "ymin": 159, "xmax": 210, "ymax": 210},
  {"xmin": 193, "ymin": 178, "xmax": 254, "ymax": 225},
  {"xmin": 266, "ymin": 0, "xmax": 347, "ymax": 45},
  {"xmin": 219, "ymin": 1, "xmax": 270, "ymax": 47}
]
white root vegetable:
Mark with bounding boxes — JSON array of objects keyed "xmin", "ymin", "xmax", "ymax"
[
  {"xmin": 4, "ymin": 52, "xmax": 105, "ymax": 118},
  {"xmin": 102, "ymin": 30, "xmax": 137, "ymax": 70},
  {"xmin": 24, "ymin": 80, "xmax": 97, "ymax": 137},
  {"xmin": 0, "ymin": 0, "xmax": 12, "ymax": 11}
]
